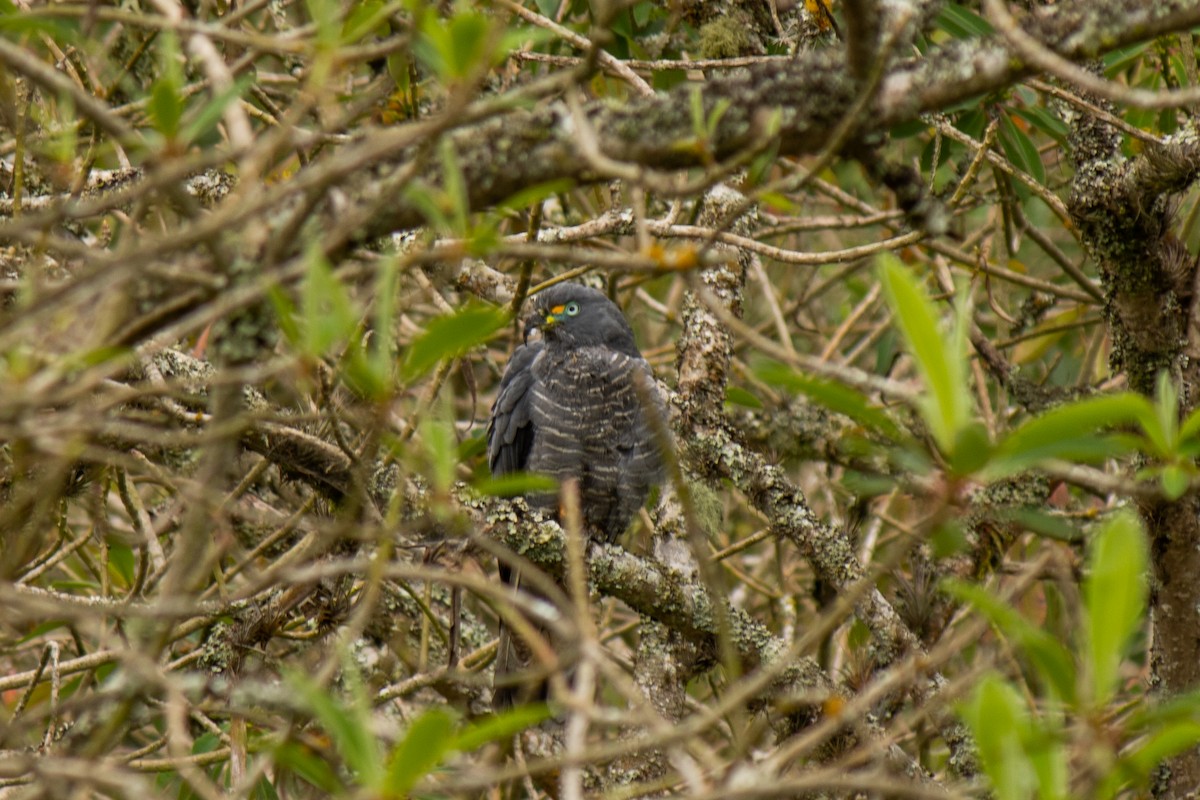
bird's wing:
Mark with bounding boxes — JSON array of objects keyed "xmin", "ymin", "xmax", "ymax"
[{"xmin": 487, "ymin": 341, "xmax": 543, "ymax": 476}]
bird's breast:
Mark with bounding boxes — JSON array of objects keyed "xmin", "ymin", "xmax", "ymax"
[
  {"xmin": 529, "ymin": 348, "xmax": 654, "ymax": 452},
  {"xmin": 524, "ymin": 345, "xmax": 664, "ymax": 539}
]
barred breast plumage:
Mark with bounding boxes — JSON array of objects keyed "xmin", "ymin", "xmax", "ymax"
[{"xmin": 524, "ymin": 345, "xmax": 662, "ymax": 540}]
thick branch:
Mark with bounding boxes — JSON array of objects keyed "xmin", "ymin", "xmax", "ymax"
[{"xmin": 347, "ymin": 0, "xmax": 1200, "ymax": 236}]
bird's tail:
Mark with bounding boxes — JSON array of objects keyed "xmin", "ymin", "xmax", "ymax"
[{"xmin": 492, "ymin": 565, "xmax": 552, "ymax": 710}]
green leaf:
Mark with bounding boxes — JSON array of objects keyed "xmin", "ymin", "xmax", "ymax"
[
  {"xmin": 251, "ymin": 775, "xmax": 280, "ymax": 800},
  {"xmin": 191, "ymin": 732, "xmax": 222, "ymax": 755},
  {"xmin": 301, "ymin": 247, "xmax": 359, "ymax": 357},
  {"xmin": 894, "ymin": 119, "xmax": 930, "ymax": 140},
  {"xmin": 609, "ymin": 7, "xmax": 633, "ymax": 41},
  {"xmin": 1026, "ymin": 720, "xmax": 1070, "ymax": 800},
  {"xmin": 268, "ymin": 283, "xmax": 302, "ymax": 348},
  {"xmin": 363, "ymin": 255, "xmax": 400, "ymax": 397},
  {"xmin": 421, "ymin": 405, "xmax": 458, "ymax": 494},
  {"xmin": 1108, "ymin": 692, "xmax": 1200, "ymax": 796},
  {"xmin": 342, "ymin": 0, "xmax": 388, "ymax": 43},
  {"xmin": 383, "ymin": 708, "xmax": 457, "ymax": 798},
  {"xmin": 1178, "ymin": 403, "xmax": 1200, "ymax": 442},
  {"xmin": 935, "ymin": 4, "xmax": 993, "ymax": 38},
  {"xmin": 1011, "ymin": 307, "xmax": 1082, "ymax": 365},
  {"xmin": 387, "ymin": 52, "xmax": 412, "ymax": 96},
  {"xmin": 496, "ymin": 179, "xmax": 575, "ymax": 214},
  {"xmin": 453, "ymin": 704, "xmax": 553, "ymax": 751},
  {"xmin": 1146, "ymin": 370, "xmax": 1181, "ymax": 457},
  {"xmin": 997, "ymin": 507, "xmax": 1083, "ymax": 542},
  {"xmin": 61, "ymin": 345, "xmax": 131, "ymax": 372},
  {"xmin": 724, "ymin": 385, "xmax": 763, "ymax": 409},
  {"xmin": 286, "ymin": 668, "xmax": 383, "ymax": 788},
  {"xmin": 688, "ymin": 84, "xmax": 706, "ymax": 143},
  {"xmin": 947, "ymin": 421, "xmax": 992, "ymax": 475},
  {"xmin": 944, "ymin": 579, "xmax": 1077, "ymax": 703},
  {"xmin": 1084, "ymin": 510, "xmax": 1149, "ymax": 707},
  {"xmin": 496, "ymin": 25, "xmax": 554, "ymax": 66},
  {"xmin": 148, "ymin": 34, "xmax": 185, "ymax": 139},
  {"xmin": 106, "ymin": 541, "xmax": 136, "ymax": 588},
  {"xmin": 757, "ymin": 191, "xmax": 799, "ymax": 213},
  {"xmin": 0, "ymin": 1, "xmax": 78, "ymax": 38},
  {"xmin": 305, "ymin": 0, "xmax": 341, "ymax": 50},
  {"xmin": 271, "ymin": 740, "xmax": 344, "ymax": 793},
  {"xmin": 878, "ymin": 254, "xmax": 971, "ymax": 453},
  {"xmin": 473, "ymin": 472, "xmax": 559, "ymax": 497},
  {"xmin": 632, "ymin": 0, "xmax": 654, "ymax": 27},
  {"xmin": 956, "ymin": 674, "xmax": 1069, "ymax": 799},
  {"xmin": 705, "ymin": 98, "xmax": 732, "ymax": 139},
  {"xmin": 457, "ymin": 430, "xmax": 487, "ymax": 461},
  {"xmin": 746, "ymin": 130, "xmax": 782, "ymax": 187},
  {"xmin": 439, "ymin": 139, "xmax": 469, "ymax": 235},
  {"xmin": 930, "ymin": 519, "xmax": 968, "ymax": 558},
  {"xmin": 18, "ymin": 619, "xmax": 70, "ymax": 644},
  {"xmin": 401, "ymin": 180, "xmax": 452, "ymax": 232},
  {"xmin": 1126, "ymin": 686, "xmax": 1200, "ymax": 729},
  {"xmin": 990, "ymin": 393, "xmax": 1151, "ymax": 476},
  {"xmin": 448, "ymin": 12, "xmax": 490, "ymax": 76},
  {"xmin": 1103, "ymin": 42, "xmax": 1151, "ymax": 75},
  {"xmin": 181, "ymin": 75, "xmax": 254, "ymax": 147},
  {"xmin": 1160, "ymin": 463, "xmax": 1191, "ymax": 500},
  {"xmin": 1012, "ymin": 106, "xmax": 1068, "ymax": 146},
  {"xmin": 343, "ymin": 346, "xmax": 392, "ymax": 400},
  {"xmin": 1122, "ymin": 722, "xmax": 1200, "ymax": 784},
  {"xmin": 999, "ymin": 112, "xmax": 1046, "ymax": 186},
  {"xmin": 414, "ymin": 5, "xmax": 493, "ymax": 81},
  {"xmin": 341, "ymin": 258, "xmax": 401, "ymax": 401},
  {"xmin": 958, "ymin": 675, "xmax": 1037, "ymax": 800},
  {"xmin": 412, "ymin": 15, "xmax": 448, "ymax": 79},
  {"xmin": 399, "ymin": 304, "xmax": 508, "ymax": 383},
  {"xmin": 841, "ymin": 470, "xmax": 898, "ymax": 497}
]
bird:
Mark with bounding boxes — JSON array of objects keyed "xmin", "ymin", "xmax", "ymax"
[{"xmin": 486, "ymin": 283, "xmax": 666, "ymax": 708}]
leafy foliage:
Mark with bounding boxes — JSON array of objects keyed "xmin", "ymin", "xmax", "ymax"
[{"xmin": 2, "ymin": 0, "xmax": 1200, "ymax": 798}]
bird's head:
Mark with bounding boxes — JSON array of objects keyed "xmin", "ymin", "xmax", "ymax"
[{"xmin": 524, "ymin": 284, "xmax": 640, "ymax": 356}]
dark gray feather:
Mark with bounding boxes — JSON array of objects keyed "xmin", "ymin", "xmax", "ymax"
[{"xmin": 486, "ymin": 340, "xmax": 542, "ymax": 477}]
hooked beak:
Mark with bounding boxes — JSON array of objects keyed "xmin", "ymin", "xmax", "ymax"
[{"xmin": 524, "ymin": 305, "xmax": 563, "ymax": 342}]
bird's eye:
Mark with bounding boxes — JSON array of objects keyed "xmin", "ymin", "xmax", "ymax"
[{"xmin": 565, "ymin": 302, "xmax": 580, "ymax": 316}]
